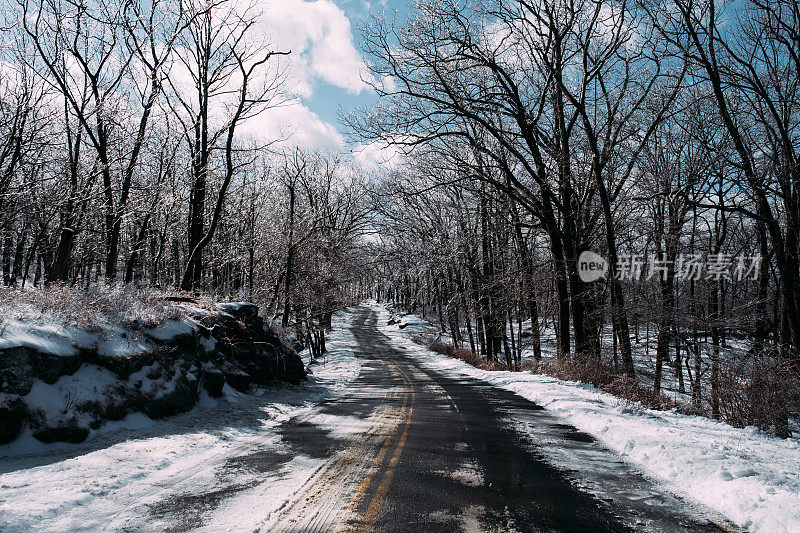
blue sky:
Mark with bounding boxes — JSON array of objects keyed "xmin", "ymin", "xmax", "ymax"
[
  {"xmin": 246, "ymin": 0, "xmax": 411, "ymax": 166},
  {"xmin": 306, "ymin": 0, "xmax": 406, "ymax": 130}
]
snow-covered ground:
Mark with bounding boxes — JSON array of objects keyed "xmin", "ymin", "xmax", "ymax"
[
  {"xmin": 0, "ymin": 310, "xmax": 362, "ymax": 532},
  {"xmin": 373, "ymin": 301, "xmax": 800, "ymax": 533}
]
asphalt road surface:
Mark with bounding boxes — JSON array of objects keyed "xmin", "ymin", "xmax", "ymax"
[{"xmin": 167, "ymin": 307, "xmax": 736, "ymax": 532}]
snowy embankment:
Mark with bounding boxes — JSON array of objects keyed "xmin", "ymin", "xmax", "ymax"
[
  {"xmin": 371, "ymin": 302, "xmax": 800, "ymax": 533},
  {"xmin": 0, "ymin": 310, "xmax": 361, "ymax": 532},
  {"xmin": 0, "ymin": 291, "xmax": 306, "ymax": 445}
]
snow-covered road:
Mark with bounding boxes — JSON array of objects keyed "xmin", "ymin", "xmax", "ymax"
[
  {"xmin": 1, "ymin": 305, "xmax": 780, "ymax": 531},
  {"xmin": 376, "ymin": 304, "xmax": 800, "ymax": 533}
]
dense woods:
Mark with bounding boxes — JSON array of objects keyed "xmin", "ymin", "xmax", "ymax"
[
  {"xmin": 352, "ymin": 0, "xmax": 800, "ymax": 436},
  {"xmin": 1, "ymin": 0, "xmax": 798, "ymax": 436}
]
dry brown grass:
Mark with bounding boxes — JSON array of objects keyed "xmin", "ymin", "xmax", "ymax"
[
  {"xmin": 428, "ymin": 339, "xmax": 511, "ymax": 371},
  {"xmin": 537, "ymin": 355, "xmax": 675, "ymax": 410},
  {"xmin": 0, "ymin": 284, "xmax": 185, "ymax": 330},
  {"xmin": 419, "ymin": 333, "xmax": 673, "ymax": 410}
]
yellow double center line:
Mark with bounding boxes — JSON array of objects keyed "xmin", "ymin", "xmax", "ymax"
[{"xmin": 350, "ymin": 360, "xmax": 416, "ymax": 531}]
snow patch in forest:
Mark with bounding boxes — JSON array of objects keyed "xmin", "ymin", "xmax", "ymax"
[{"xmin": 372, "ymin": 301, "xmax": 800, "ymax": 533}]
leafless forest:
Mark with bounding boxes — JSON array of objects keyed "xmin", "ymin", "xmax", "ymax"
[{"xmin": 1, "ymin": 0, "xmax": 799, "ymax": 436}]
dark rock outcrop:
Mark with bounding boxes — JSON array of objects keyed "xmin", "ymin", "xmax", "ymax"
[
  {"xmin": 221, "ymin": 369, "xmax": 252, "ymax": 392},
  {"xmin": 286, "ymin": 335, "xmax": 305, "ymax": 354},
  {"xmin": 0, "ymin": 347, "xmax": 37, "ymax": 395},
  {"xmin": 0, "ymin": 396, "xmax": 26, "ymax": 444},
  {"xmin": 34, "ymin": 352, "xmax": 82, "ymax": 384},
  {"xmin": 201, "ymin": 367, "xmax": 225, "ymax": 397},
  {"xmin": 0, "ymin": 301, "xmax": 305, "ymax": 444},
  {"xmin": 189, "ymin": 303, "xmax": 306, "ymax": 386},
  {"xmin": 33, "ymin": 424, "xmax": 90, "ymax": 444},
  {"xmin": 143, "ymin": 371, "xmax": 199, "ymax": 419}
]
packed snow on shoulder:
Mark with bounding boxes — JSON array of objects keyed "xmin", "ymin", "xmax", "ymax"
[
  {"xmin": 370, "ymin": 301, "xmax": 800, "ymax": 533},
  {"xmin": 0, "ymin": 309, "xmax": 361, "ymax": 532}
]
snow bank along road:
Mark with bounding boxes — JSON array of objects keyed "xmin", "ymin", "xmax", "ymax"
[{"xmin": 1, "ymin": 307, "xmax": 737, "ymax": 532}]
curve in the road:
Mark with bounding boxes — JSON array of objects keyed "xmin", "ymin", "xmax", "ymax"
[{"xmin": 159, "ymin": 306, "xmax": 736, "ymax": 533}]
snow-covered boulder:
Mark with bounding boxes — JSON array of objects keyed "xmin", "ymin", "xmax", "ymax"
[
  {"xmin": 215, "ymin": 301, "xmax": 259, "ymax": 317},
  {"xmin": 140, "ymin": 365, "xmax": 200, "ymax": 419},
  {"xmin": 0, "ymin": 301, "xmax": 305, "ymax": 444},
  {"xmin": 188, "ymin": 303, "xmax": 306, "ymax": 387}
]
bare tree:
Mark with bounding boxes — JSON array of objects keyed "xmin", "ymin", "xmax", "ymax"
[{"xmin": 167, "ymin": 0, "xmax": 288, "ymax": 291}]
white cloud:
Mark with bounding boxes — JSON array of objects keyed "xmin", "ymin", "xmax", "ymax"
[
  {"xmin": 238, "ymin": 99, "xmax": 345, "ymax": 150},
  {"xmin": 167, "ymin": 0, "xmax": 372, "ymax": 152},
  {"xmin": 353, "ymin": 140, "xmax": 404, "ymax": 171},
  {"xmin": 172, "ymin": 0, "xmax": 368, "ymax": 151},
  {"xmin": 234, "ymin": 0, "xmax": 376, "ymax": 151},
  {"xmin": 264, "ymin": 0, "xmax": 372, "ymax": 95}
]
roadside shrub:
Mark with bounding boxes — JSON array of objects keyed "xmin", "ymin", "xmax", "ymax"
[
  {"xmin": 605, "ymin": 375, "xmax": 674, "ymax": 410},
  {"xmin": 716, "ymin": 350, "xmax": 799, "ymax": 432},
  {"xmin": 539, "ymin": 355, "xmax": 613, "ymax": 388},
  {"xmin": 535, "ymin": 353, "xmax": 674, "ymax": 410}
]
